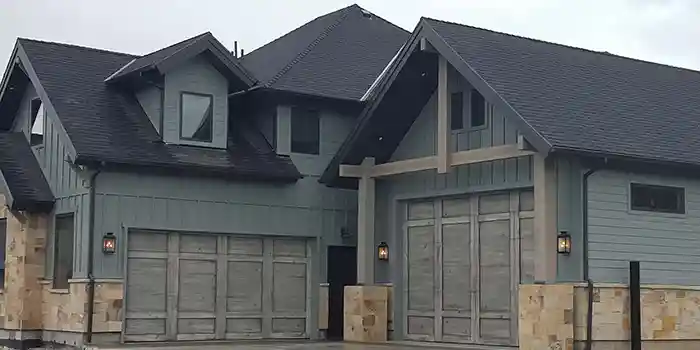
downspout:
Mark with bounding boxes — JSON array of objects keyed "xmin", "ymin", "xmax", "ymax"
[
  {"xmin": 86, "ymin": 165, "xmax": 103, "ymax": 344},
  {"xmin": 582, "ymin": 166, "xmax": 600, "ymax": 350}
]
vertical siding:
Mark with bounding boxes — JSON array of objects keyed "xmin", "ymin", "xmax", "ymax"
[
  {"xmin": 163, "ymin": 55, "xmax": 228, "ymax": 148},
  {"xmin": 554, "ymin": 158, "xmax": 584, "ymax": 282},
  {"xmin": 136, "ymin": 87, "xmax": 163, "ymax": 133},
  {"xmin": 587, "ymin": 170, "xmax": 700, "ymax": 285}
]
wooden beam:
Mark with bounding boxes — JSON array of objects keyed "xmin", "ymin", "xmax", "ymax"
[
  {"xmin": 371, "ymin": 156, "xmax": 437, "ymax": 178},
  {"xmin": 339, "ymin": 164, "xmax": 365, "ymax": 178},
  {"xmin": 533, "ymin": 154, "xmax": 557, "ymax": 282},
  {"xmin": 451, "ymin": 144, "xmax": 535, "ymax": 167},
  {"xmin": 357, "ymin": 157, "xmax": 376, "ymax": 285},
  {"xmin": 437, "ymin": 56, "xmax": 449, "ymax": 174}
]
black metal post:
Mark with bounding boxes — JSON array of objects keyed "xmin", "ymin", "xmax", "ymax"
[{"xmin": 629, "ymin": 261, "xmax": 641, "ymax": 350}]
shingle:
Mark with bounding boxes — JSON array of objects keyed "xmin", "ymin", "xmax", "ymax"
[
  {"xmin": 0, "ymin": 133, "xmax": 53, "ymax": 211},
  {"xmin": 241, "ymin": 4, "xmax": 409, "ymax": 100},
  {"xmin": 18, "ymin": 38, "xmax": 300, "ymax": 181},
  {"xmin": 425, "ymin": 18, "xmax": 700, "ymax": 166}
]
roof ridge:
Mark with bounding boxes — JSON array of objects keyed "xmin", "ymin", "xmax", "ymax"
[
  {"xmin": 422, "ymin": 17, "xmax": 700, "ymax": 76},
  {"xmin": 17, "ymin": 37, "xmax": 138, "ymax": 58},
  {"xmin": 144, "ymin": 32, "xmax": 211, "ymax": 61},
  {"xmin": 262, "ymin": 5, "xmax": 354, "ymax": 86}
]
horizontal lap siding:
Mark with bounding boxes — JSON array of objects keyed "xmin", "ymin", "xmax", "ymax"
[{"xmin": 588, "ymin": 170, "xmax": 700, "ymax": 285}]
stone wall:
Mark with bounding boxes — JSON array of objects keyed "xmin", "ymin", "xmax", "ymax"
[
  {"xmin": 520, "ymin": 283, "xmax": 700, "ymax": 350},
  {"xmin": 40, "ymin": 280, "xmax": 123, "ymax": 333}
]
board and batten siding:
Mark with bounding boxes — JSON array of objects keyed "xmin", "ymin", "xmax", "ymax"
[
  {"xmin": 162, "ymin": 55, "xmax": 228, "ymax": 148},
  {"xmin": 587, "ymin": 170, "xmax": 700, "ymax": 285}
]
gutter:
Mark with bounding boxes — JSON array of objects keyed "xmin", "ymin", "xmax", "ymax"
[{"xmin": 85, "ymin": 165, "xmax": 103, "ymax": 344}]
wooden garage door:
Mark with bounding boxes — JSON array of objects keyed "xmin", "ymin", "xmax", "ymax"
[
  {"xmin": 404, "ymin": 190, "xmax": 534, "ymax": 346},
  {"xmin": 124, "ymin": 230, "xmax": 310, "ymax": 341}
]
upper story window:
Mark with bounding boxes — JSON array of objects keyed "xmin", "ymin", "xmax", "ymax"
[
  {"xmin": 291, "ymin": 107, "xmax": 320, "ymax": 155},
  {"xmin": 450, "ymin": 89, "xmax": 487, "ymax": 131},
  {"xmin": 630, "ymin": 183, "xmax": 685, "ymax": 214},
  {"xmin": 180, "ymin": 92, "xmax": 213, "ymax": 142},
  {"xmin": 30, "ymin": 98, "xmax": 44, "ymax": 146}
]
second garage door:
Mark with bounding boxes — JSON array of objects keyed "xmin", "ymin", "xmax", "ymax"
[{"xmin": 124, "ymin": 230, "xmax": 310, "ymax": 341}]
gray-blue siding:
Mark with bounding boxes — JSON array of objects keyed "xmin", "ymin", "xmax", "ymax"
[{"xmin": 587, "ymin": 170, "xmax": 700, "ymax": 285}]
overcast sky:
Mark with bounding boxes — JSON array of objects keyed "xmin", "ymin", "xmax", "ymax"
[{"xmin": 1, "ymin": 0, "xmax": 699, "ymax": 73}]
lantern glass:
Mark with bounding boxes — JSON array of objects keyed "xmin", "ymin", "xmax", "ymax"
[
  {"xmin": 378, "ymin": 242, "xmax": 389, "ymax": 261},
  {"xmin": 557, "ymin": 232, "xmax": 571, "ymax": 254},
  {"xmin": 103, "ymin": 233, "xmax": 116, "ymax": 254}
]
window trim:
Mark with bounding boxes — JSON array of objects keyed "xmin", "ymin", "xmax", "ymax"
[
  {"xmin": 179, "ymin": 91, "xmax": 214, "ymax": 143},
  {"xmin": 629, "ymin": 182, "xmax": 686, "ymax": 215},
  {"xmin": 290, "ymin": 106, "xmax": 320, "ymax": 155},
  {"xmin": 52, "ymin": 213, "xmax": 75, "ymax": 290},
  {"xmin": 449, "ymin": 89, "xmax": 489, "ymax": 132}
]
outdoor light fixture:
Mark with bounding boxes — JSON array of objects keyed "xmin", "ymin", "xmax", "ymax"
[
  {"xmin": 102, "ymin": 232, "xmax": 116, "ymax": 254},
  {"xmin": 378, "ymin": 242, "xmax": 389, "ymax": 261},
  {"xmin": 557, "ymin": 231, "xmax": 571, "ymax": 255}
]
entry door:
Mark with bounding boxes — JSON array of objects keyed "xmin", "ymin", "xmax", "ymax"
[
  {"xmin": 124, "ymin": 230, "xmax": 310, "ymax": 342},
  {"xmin": 404, "ymin": 190, "xmax": 534, "ymax": 345}
]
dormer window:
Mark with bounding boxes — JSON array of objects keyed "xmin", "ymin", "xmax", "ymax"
[
  {"xmin": 30, "ymin": 98, "xmax": 44, "ymax": 146},
  {"xmin": 180, "ymin": 92, "xmax": 213, "ymax": 142}
]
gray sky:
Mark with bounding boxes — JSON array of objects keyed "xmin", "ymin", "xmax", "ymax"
[{"xmin": 1, "ymin": 0, "xmax": 699, "ymax": 73}]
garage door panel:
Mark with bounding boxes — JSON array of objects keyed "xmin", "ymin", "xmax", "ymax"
[
  {"xmin": 228, "ymin": 237, "xmax": 263, "ymax": 256},
  {"xmin": 442, "ymin": 198, "xmax": 470, "ymax": 218},
  {"xmin": 178, "ymin": 318, "xmax": 215, "ymax": 334},
  {"xmin": 480, "ymin": 318, "xmax": 511, "ymax": 341},
  {"xmin": 442, "ymin": 223, "xmax": 471, "ymax": 311},
  {"xmin": 407, "ymin": 225, "xmax": 435, "ymax": 312},
  {"xmin": 519, "ymin": 190, "xmax": 534, "ymax": 211},
  {"xmin": 443, "ymin": 317, "xmax": 471, "ymax": 337},
  {"xmin": 126, "ymin": 258, "xmax": 167, "ymax": 313},
  {"xmin": 273, "ymin": 262, "xmax": 307, "ymax": 312},
  {"xmin": 125, "ymin": 319, "xmax": 166, "ymax": 336},
  {"xmin": 408, "ymin": 201, "xmax": 434, "ymax": 220},
  {"xmin": 407, "ymin": 316, "xmax": 434, "ymax": 336},
  {"xmin": 227, "ymin": 261, "xmax": 262, "ymax": 312},
  {"xmin": 480, "ymin": 266, "xmax": 511, "ymax": 312},
  {"xmin": 179, "ymin": 260, "xmax": 216, "ymax": 312},
  {"xmin": 180, "ymin": 234, "xmax": 217, "ymax": 254},
  {"xmin": 479, "ymin": 220, "xmax": 510, "ymax": 266},
  {"xmin": 226, "ymin": 318, "xmax": 262, "ymax": 334},
  {"xmin": 273, "ymin": 239, "xmax": 307, "ymax": 257},
  {"xmin": 272, "ymin": 318, "xmax": 305, "ymax": 335},
  {"xmin": 129, "ymin": 231, "xmax": 167, "ymax": 252},
  {"xmin": 478, "ymin": 193, "xmax": 510, "ymax": 214},
  {"xmin": 520, "ymin": 217, "xmax": 535, "ymax": 283}
]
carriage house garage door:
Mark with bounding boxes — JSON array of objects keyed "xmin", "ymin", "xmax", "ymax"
[
  {"xmin": 123, "ymin": 230, "xmax": 311, "ymax": 341},
  {"xmin": 404, "ymin": 190, "xmax": 535, "ymax": 346}
]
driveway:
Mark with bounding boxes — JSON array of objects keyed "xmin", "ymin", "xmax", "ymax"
[{"xmin": 95, "ymin": 341, "xmax": 514, "ymax": 350}]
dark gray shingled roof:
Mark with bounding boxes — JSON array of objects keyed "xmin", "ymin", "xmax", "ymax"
[
  {"xmin": 17, "ymin": 38, "xmax": 300, "ymax": 181},
  {"xmin": 0, "ymin": 133, "xmax": 54, "ymax": 212},
  {"xmin": 241, "ymin": 4, "xmax": 409, "ymax": 101},
  {"xmin": 322, "ymin": 17, "xmax": 700, "ymax": 185}
]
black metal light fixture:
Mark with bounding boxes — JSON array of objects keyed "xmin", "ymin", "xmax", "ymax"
[
  {"xmin": 557, "ymin": 231, "xmax": 571, "ymax": 255},
  {"xmin": 102, "ymin": 232, "xmax": 116, "ymax": 254},
  {"xmin": 378, "ymin": 242, "xmax": 389, "ymax": 261}
]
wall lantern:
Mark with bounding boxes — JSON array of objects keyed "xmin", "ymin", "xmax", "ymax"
[
  {"xmin": 557, "ymin": 231, "xmax": 571, "ymax": 255},
  {"xmin": 102, "ymin": 232, "xmax": 117, "ymax": 254},
  {"xmin": 378, "ymin": 242, "xmax": 389, "ymax": 261}
]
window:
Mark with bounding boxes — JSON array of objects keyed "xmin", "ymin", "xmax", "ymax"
[
  {"xmin": 30, "ymin": 98, "xmax": 43, "ymax": 146},
  {"xmin": 180, "ymin": 92, "xmax": 213, "ymax": 142},
  {"xmin": 291, "ymin": 107, "xmax": 320, "ymax": 155},
  {"xmin": 630, "ymin": 183, "xmax": 685, "ymax": 214},
  {"xmin": 470, "ymin": 89, "xmax": 486, "ymax": 128},
  {"xmin": 0, "ymin": 219, "xmax": 6, "ymax": 289},
  {"xmin": 53, "ymin": 214, "xmax": 74, "ymax": 289},
  {"xmin": 450, "ymin": 92, "xmax": 463, "ymax": 130}
]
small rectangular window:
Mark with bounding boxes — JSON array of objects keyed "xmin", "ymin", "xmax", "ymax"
[
  {"xmin": 0, "ymin": 219, "xmax": 6, "ymax": 289},
  {"xmin": 30, "ymin": 98, "xmax": 43, "ymax": 146},
  {"xmin": 450, "ymin": 92, "xmax": 463, "ymax": 130},
  {"xmin": 180, "ymin": 92, "xmax": 213, "ymax": 142},
  {"xmin": 53, "ymin": 214, "xmax": 75, "ymax": 289},
  {"xmin": 291, "ymin": 107, "xmax": 320, "ymax": 155},
  {"xmin": 470, "ymin": 89, "xmax": 486, "ymax": 127},
  {"xmin": 630, "ymin": 183, "xmax": 685, "ymax": 214}
]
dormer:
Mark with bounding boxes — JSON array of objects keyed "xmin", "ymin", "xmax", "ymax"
[{"xmin": 105, "ymin": 33, "xmax": 255, "ymax": 149}]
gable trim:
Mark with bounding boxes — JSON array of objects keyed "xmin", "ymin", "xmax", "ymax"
[
  {"xmin": 421, "ymin": 20, "xmax": 551, "ymax": 154},
  {"xmin": 14, "ymin": 43, "xmax": 79, "ymax": 160}
]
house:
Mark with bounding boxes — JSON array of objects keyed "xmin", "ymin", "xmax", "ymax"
[
  {"xmin": 321, "ymin": 17, "xmax": 700, "ymax": 348},
  {"xmin": 0, "ymin": 4, "xmax": 407, "ymax": 348}
]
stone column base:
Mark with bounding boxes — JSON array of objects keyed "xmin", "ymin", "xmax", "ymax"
[{"xmin": 343, "ymin": 285, "xmax": 389, "ymax": 342}]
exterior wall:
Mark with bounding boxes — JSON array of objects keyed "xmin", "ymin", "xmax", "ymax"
[
  {"xmin": 520, "ymin": 283, "xmax": 700, "ymax": 350},
  {"xmin": 135, "ymin": 87, "xmax": 163, "ymax": 133},
  {"xmin": 587, "ymin": 170, "xmax": 700, "ymax": 285},
  {"xmin": 163, "ymin": 55, "xmax": 228, "ymax": 148},
  {"xmin": 10, "ymin": 84, "xmax": 39, "ymax": 138},
  {"xmin": 373, "ymin": 65, "xmax": 533, "ymax": 340}
]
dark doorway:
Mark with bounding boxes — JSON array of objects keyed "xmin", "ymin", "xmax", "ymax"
[{"xmin": 327, "ymin": 245, "xmax": 357, "ymax": 340}]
